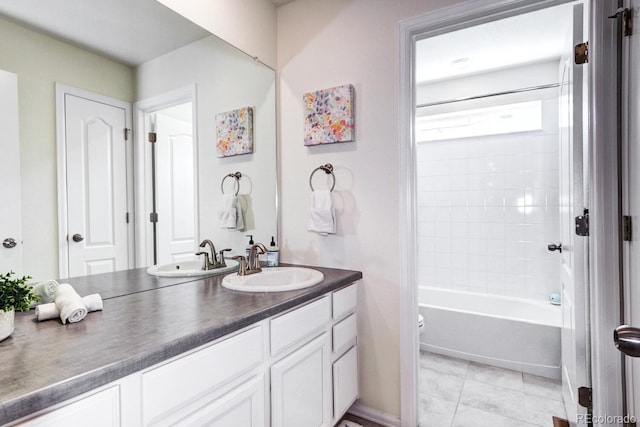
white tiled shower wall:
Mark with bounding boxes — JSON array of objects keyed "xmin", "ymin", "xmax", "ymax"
[{"xmin": 416, "ymin": 96, "xmax": 561, "ymax": 301}]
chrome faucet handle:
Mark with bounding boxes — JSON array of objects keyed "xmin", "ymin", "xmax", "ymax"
[
  {"xmin": 216, "ymin": 248, "xmax": 232, "ymax": 267},
  {"xmin": 195, "ymin": 251, "xmax": 211, "ymax": 270},
  {"xmin": 231, "ymin": 255, "xmax": 248, "ymax": 275}
]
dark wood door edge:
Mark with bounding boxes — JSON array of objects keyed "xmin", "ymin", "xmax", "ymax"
[{"xmin": 553, "ymin": 416, "xmax": 570, "ymax": 427}]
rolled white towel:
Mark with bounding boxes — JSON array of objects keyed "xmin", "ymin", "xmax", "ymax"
[
  {"xmin": 54, "ymin": 283, "xmax": 88, "ymax": 324},
  {"xmin": 35, "ymin": 294, "xmax": 103, "ymax": 322},
  {"xmin": 31, "ymin": 280, "xmax": 60, "ymax": 305},
  {"xmin": 82, "ymin": 294, "xmax": 103, "ymax": 312}
]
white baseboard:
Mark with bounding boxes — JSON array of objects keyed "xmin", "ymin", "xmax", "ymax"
[{"xmin": 348, "ymin": 402, "xmax": 401, "ymax": 427}]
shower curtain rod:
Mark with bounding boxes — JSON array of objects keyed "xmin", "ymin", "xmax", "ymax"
[{"xmin": 416, "ymin": 82, "xmax": 560, "ymax": 109}]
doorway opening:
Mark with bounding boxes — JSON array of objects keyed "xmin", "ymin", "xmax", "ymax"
[
  {"xmin": 134, "ymin": 86, "xmax": 199, "ymax": 267},
  {"xmin": 398, "ymin": 1, "xmax": 593, "ymax": 426}
]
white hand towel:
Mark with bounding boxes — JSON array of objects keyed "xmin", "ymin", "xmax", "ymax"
[
  {"xmin": 218, "ymin": 194, "xmax": 244, "ymax": 230},
  {"xmin": 31, "ymin": 280, "xmax": 60, "ymax": 305},
  {"xmin": 307, "ymin": 190, "xmax": 336, "ymax": 236},
  {"xmin": 36, "ymin": 294, "xmax": 103, "ymax": 322},
  {"xmin": 54, "ymin": 283, "xmax": 88, "ymax": 324}
]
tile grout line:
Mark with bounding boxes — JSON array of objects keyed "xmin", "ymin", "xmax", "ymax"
[{"xmin": 449, "ymin": 360, "xmax": 470, "ymax": 427}]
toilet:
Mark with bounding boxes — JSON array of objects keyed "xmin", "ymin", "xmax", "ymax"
[{"xmin": 418, "ymin": 313, "xmax": 425, "ymax": 336}]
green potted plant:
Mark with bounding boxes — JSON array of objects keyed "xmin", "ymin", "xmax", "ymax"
[{"xmin": 0, "ymin": 271, "xmax": 39, "ymax": 341}]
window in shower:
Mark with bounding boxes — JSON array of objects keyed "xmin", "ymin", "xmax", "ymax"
[{"xmin": 415, "ymin": 100, "xmax": 542, "ymax": 142}]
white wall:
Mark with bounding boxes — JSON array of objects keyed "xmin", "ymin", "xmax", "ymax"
[
  {"xmin": 0, "ymin": 16, "xmax": 134, "ymax": 280},
  {"xmin": 277, "ymin": 0, "xmax": 464, "ymax": 418},
  {"xmin": 136, "ymin": 35, "xmax": 277, "ymax": 256},
  {"xmin": 156, "ymin": 0, "xmax": 277, "ymax": 69}
]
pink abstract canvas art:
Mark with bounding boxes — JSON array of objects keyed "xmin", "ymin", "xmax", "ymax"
[
  {"xmin": 216, "ymin": 106, "xmax": 253, "ymax": 157},
  {"xmin": 303, "ymin": 84, "xmax": 354, "ymax": 146}
]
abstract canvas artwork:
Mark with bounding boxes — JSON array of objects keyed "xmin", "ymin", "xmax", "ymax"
[
  {"xmin": 216, "ymin": 106, "xmax": 253, "ymax": 157},
  {"xmin": 303, "ymin": 84, "xmax": 354, "ymax": 146}
]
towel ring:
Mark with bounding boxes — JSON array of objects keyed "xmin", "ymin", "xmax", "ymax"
[
  {"xmin": 309, "ymin": 164, "xmax": 335, "ymax": 192},
  {"xmin": 221, "ymin": 172, "xmax": 242, "ymax": 196}
]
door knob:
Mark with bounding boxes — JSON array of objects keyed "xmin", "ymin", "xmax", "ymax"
[
  {"xmin": 547, "ymin": 243, "xmax": 562, "ymax": 253},
  {"xmin": 614, "ymin": 325, "xmax": 640, "ymax": 357},
  {"xmin": 72, "ymin": 234, "xmax": 84, "ymax": 243},
  {"xmin": 2, "ymin": 238, "xmax": 17, "ymax": 249}
]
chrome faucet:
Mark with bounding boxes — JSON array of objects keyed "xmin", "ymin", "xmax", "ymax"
[
  {"xmin": 232, "ymin": 243, "xmax": 267, "ymax": 276},
  {"xmin": 196, "ymin": 239, "xmax": 231, "ymax": 270}
]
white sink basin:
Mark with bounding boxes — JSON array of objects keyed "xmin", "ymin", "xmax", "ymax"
[
  {"xmin": 147, "ymin": 259, "xmax": 239, "ymax": 277},
  {"xmin": 221, "ymin": 267, "xmax": 324, "ymax": 292}
]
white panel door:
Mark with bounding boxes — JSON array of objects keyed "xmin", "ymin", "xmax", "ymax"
[
  {"xmin": 623, "ymin": 0, "xmax": 640, "ymax": 419},
  {"xmin": 155, "ymin": 106, "xmax": 195, "ymax": 263},
  {"xmin": 558, "ymin": 4, "xmax": 589, "ymax": 423},
  {"xmin": 65, "ymin": 94, "xmax": 129, "ymax": 277},
  {"xmin": 0, "ymin": 69, "xmax": 23, "ymax": 275}
]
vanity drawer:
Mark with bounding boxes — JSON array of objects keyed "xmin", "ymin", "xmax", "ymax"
[
  {"xmin": 142, "ymin": 325, "xmax": 264, "ymax": 425},
  {"xmin": 333, "ymin": 312, "xmax": 357, "ymax": 355},
  {"xmin": 332, "ymin": 283, "xmax": 358, "ymax": 321},
  {"xmin": 271, "ymin": 296, "xmax": 331, "ymax": 356}
]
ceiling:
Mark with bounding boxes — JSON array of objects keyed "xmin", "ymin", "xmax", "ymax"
[
  {"xmin": 416, "ymin": 3, "xmax": 575, "ymax": 84},
  {"xmin": 0, "ymin": 0, "xmax": 210, "ymax": 66}
]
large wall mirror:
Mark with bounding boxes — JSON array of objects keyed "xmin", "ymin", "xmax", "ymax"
[{"xmin": 0, "ymin": 0, "xmax": 277, "ymax": 280}]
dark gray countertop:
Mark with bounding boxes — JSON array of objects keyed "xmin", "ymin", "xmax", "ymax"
[{"xmin": 0, "ymin": 264, "xmax": 362, "ymax": 425}]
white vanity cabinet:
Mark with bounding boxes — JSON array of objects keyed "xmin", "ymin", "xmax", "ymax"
[
  {"xmin": 268, "ymin": 283, "xmax": 359, "ymax": 426},
  {"xmin": 11, "ymin": 283, "xmax": 359, "ymax": 427},
  {"xmin": 331, "ymin": 284, "xmax": 359, "ymax": 424}
]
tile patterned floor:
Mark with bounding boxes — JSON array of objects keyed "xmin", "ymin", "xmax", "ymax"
[{"xmin": 419, "ymin": 351, "xmax": 566, "ymax": 427}]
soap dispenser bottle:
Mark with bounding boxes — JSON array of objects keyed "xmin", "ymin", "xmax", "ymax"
[
  {"xmin": 245, "ymin": 235, "xmax": 254, "ymax": 258},
  {"xmin": 267, "ymin": 236, "xmax": 280, "ymax": 267}
]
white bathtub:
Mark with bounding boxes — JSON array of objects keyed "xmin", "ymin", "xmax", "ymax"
[{"xmin": 419, "ymin": 287, "xmax": 561, "ymax": 379}]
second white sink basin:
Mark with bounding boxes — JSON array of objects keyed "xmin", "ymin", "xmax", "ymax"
[
  {"xmin": 147, "ymin": 259, "xmax": 238, "ymax": 277},
  {"xmin": 221, "ymin": 267, "xmax": 324, "ymax": 292}
]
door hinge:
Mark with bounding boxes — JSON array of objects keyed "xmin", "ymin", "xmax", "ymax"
[
  {"xmin": 624, "ymin": 8, "xmax": 633, "ymax": 36},
  {"xmin": 124, "ymin": 128, "xmax": 131, "ymax": 141},
  {"xmin": 574, "ymin": 42, "xmax": 589, "ymax": 65},
  {"xmin": 578, "ymin": 386, "xmax": 592, "ymax": 409},
  {"xmin": 575, "ymin": 209, "xmax": 589, "ymax": 237},
  {"xmin": 148, "ymin": 132, "xmax": 157, "ymax": 143},
  {"xmin": 623, "ymin": 215, "xmax": 633, "ymax": 241},
  {"xmin": 149, "ymin": 212, "xmax": 158, "ymax": 223},
  {"xmin": 125, "ymin": 212, "xmax": 130, "ymax": 224},
  {"xmin": 609, "ymin": 8, "xmax": 633, "ymax": 36}
]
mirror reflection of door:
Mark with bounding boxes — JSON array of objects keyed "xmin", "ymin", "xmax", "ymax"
[
  {"xmin": 58, "ymin": 86, "xmax": 133, "ymax": 278},
  {"xmin": 0, "ymin": 69, "xmax": 23, "ymax": 275},
  {"xmin": 152, "ymin": 103, "xmax": 196, "ymax": 264}
]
